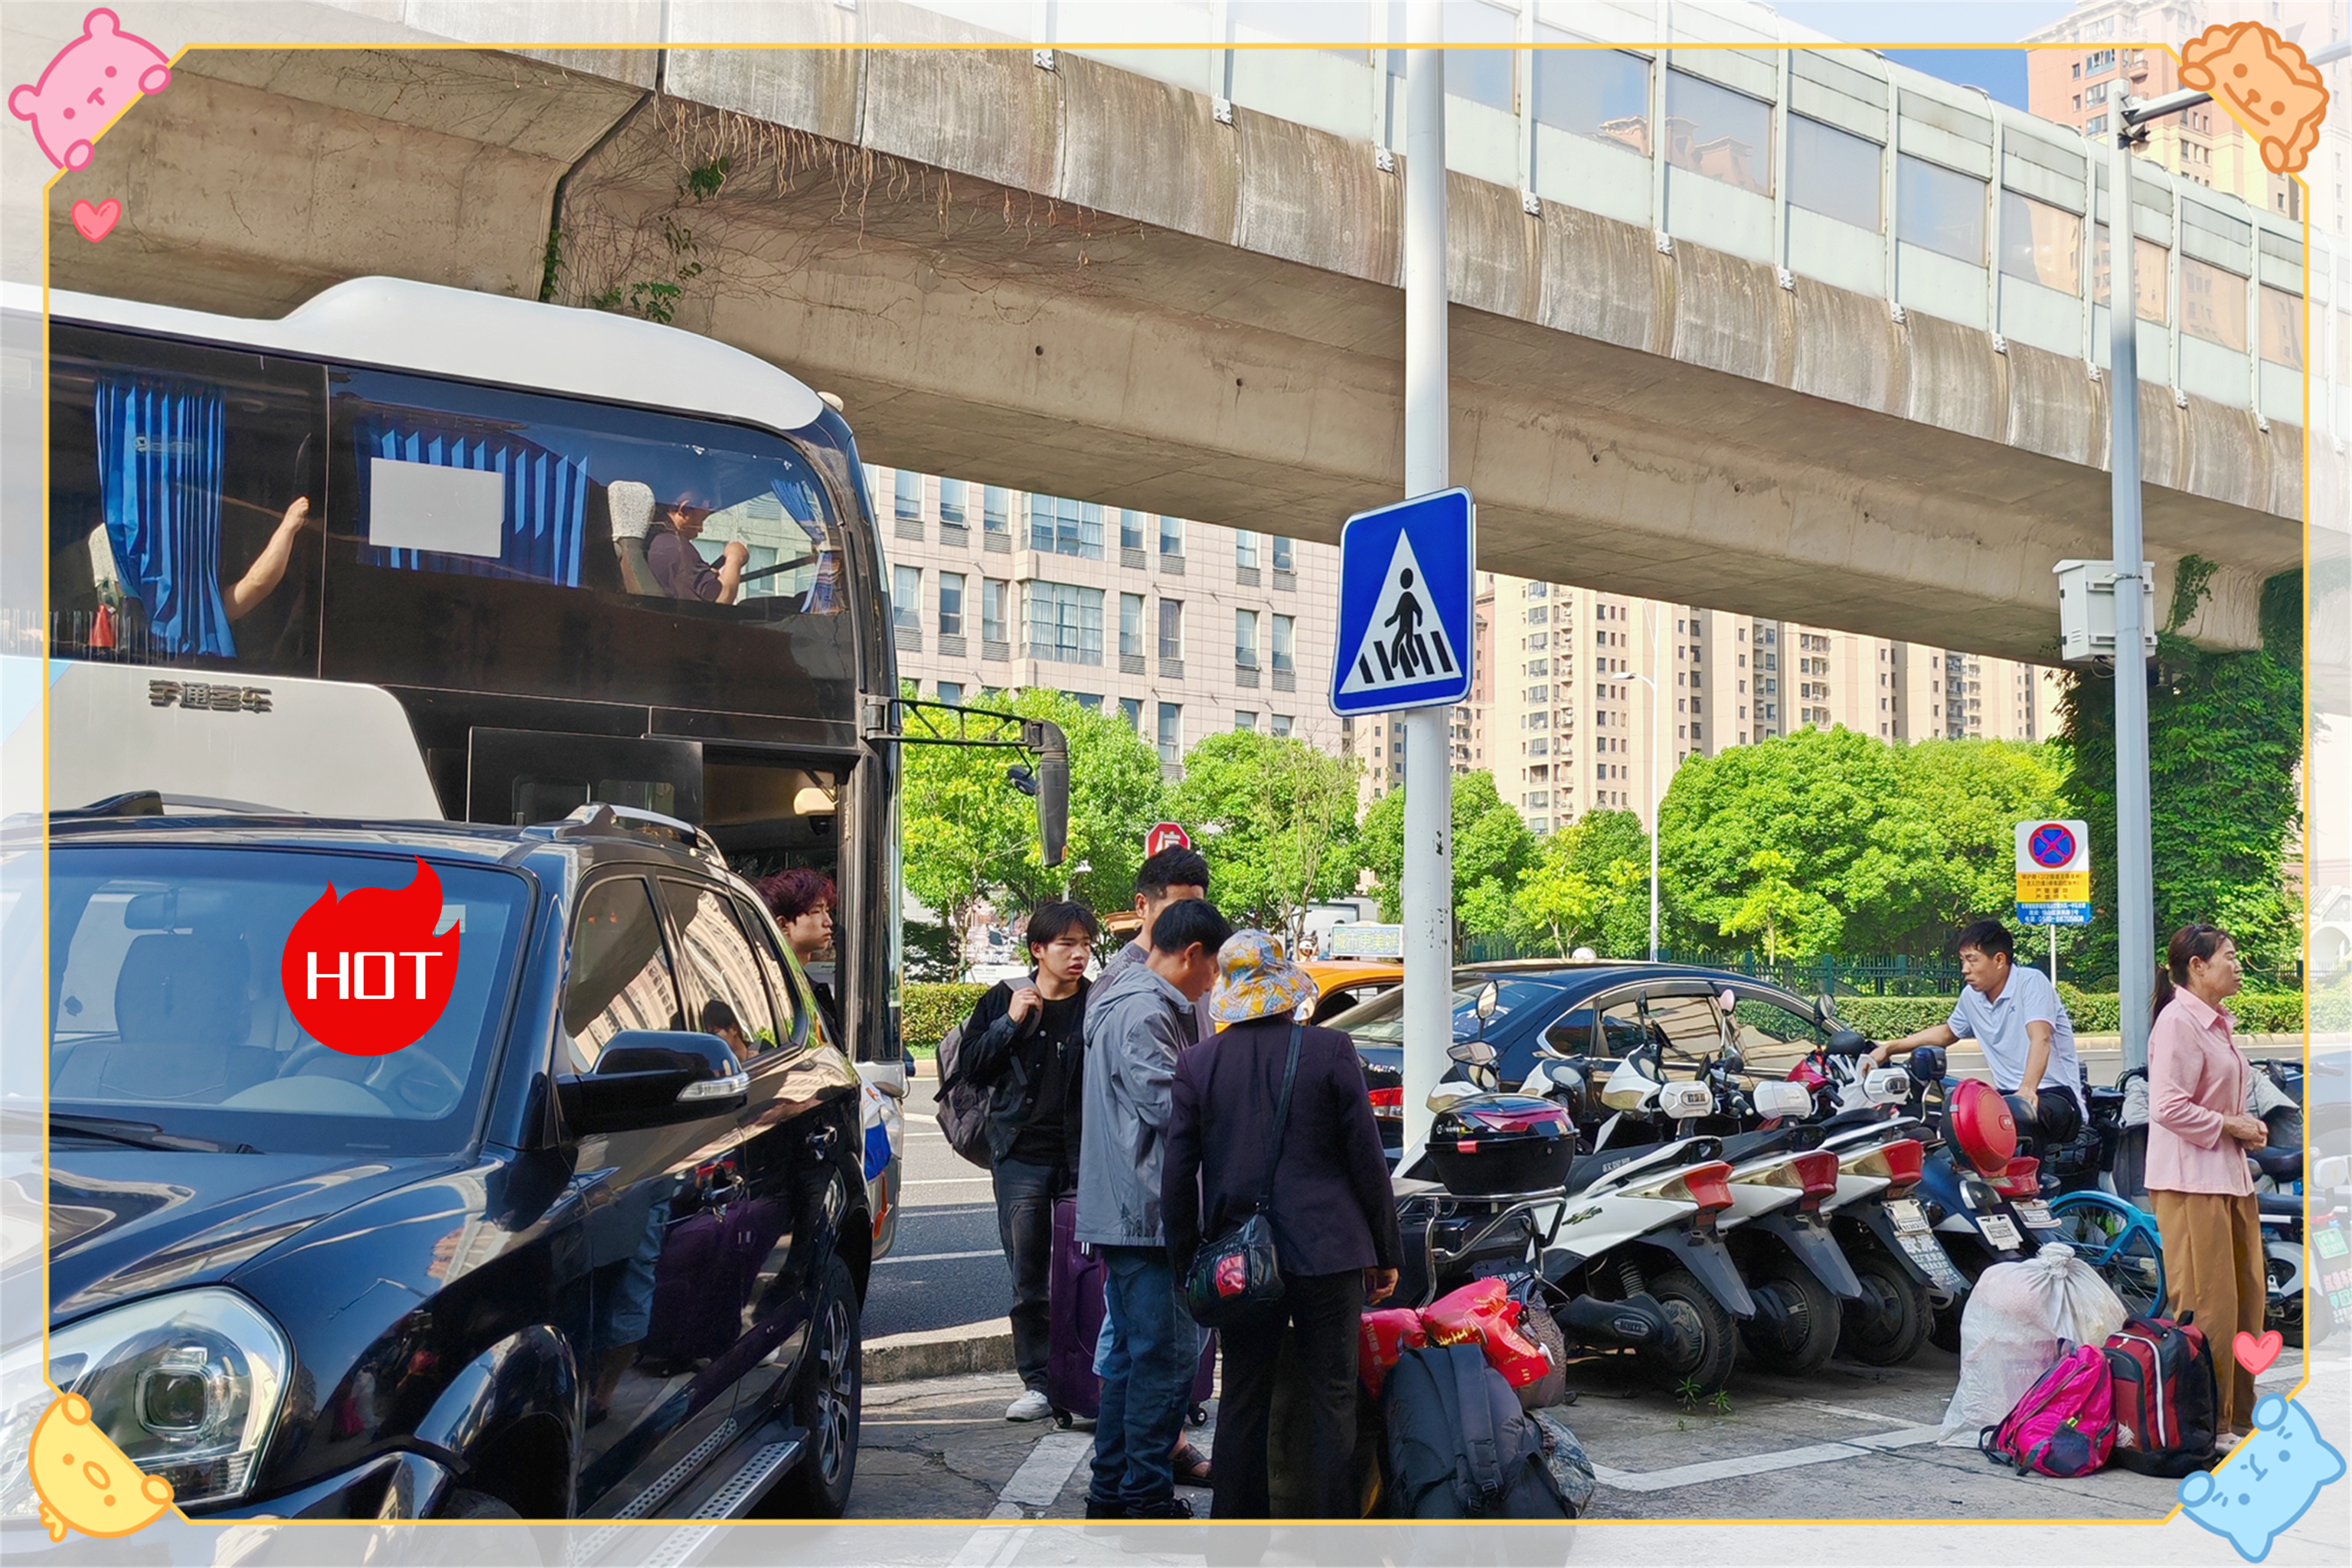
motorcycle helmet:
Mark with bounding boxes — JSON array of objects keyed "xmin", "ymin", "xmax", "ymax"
[{"xmin": 1946, "ymin": 1078, "xmax": 2019, "ymax": 1177}]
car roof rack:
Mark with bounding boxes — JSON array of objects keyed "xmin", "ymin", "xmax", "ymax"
[
  {"xmin": 51, "ymin": 791, "xmax": 305, "ymax": 821},
  {"xmin": 524, "ymin": 803, "xmax": 729, "ymax": 869}
]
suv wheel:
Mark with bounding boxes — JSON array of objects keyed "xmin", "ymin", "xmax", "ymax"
[{"xmin": 768, "ymin": 1253, "xmax": 861, "ymax": 1517}]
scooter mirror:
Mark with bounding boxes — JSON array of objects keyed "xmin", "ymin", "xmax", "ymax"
[
  {"xmin": 1600, "ymin": 1056, "xmax": 1658, "ymax": 1112},
  {"xmin": 1448, "ymin": 1037, "xmax": 1499, "ymax": 1067},
  {"xmin": 1719, "ymin": 1047, "xmax": 1746, "ymax": 1078},
  {"xmin": 1474, "ymin": 981, "xmax": 1501, "ymax": 1023}
]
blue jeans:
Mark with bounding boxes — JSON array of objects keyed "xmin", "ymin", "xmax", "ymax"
[{"xmin": 1090, "ymin": 1246, "xmax": 1192, "ymax": 1508}]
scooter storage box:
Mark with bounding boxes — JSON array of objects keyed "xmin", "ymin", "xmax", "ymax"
[
  {"xmin": 1427, "ymin": 1095, "xmax": 1579, "ymax": 1194},
  {"xmin": 1946, "ymin": 1080, "xmax": 2019, "ymax": 1177}
]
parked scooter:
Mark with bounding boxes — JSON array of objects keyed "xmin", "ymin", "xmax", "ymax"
[{"xmin": 1398, "ymin": 984, "xmax": 1757, "ymax": 1395}]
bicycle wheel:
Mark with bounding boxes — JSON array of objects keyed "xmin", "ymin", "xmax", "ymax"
[{"xmin": 2048, "ymin": 1191, "xmax": 2166, "ymax": 1318}]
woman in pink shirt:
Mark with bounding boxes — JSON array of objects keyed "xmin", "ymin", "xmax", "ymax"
[{"xmin": 2145, "ymin": 923, "xmax": 2269, "ymax": 1438}]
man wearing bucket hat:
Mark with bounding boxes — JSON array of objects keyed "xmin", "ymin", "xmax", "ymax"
[{"xmin": 1165, "ymin": 931, "xmax": 1402, "ymax": 1520}]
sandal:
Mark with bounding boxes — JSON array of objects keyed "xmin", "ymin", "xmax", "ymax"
[{"xmin": 1173, "ymin": 1441, "xmax": 1213, "ymax": 1488}]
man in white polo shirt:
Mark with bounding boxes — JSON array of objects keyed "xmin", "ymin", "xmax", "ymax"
[{"xmin": 1869, "ymin": 918, "xmax": 2085, "ymax": 1140}]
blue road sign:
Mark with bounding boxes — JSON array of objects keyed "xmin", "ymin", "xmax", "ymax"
[
  {"xmin": 1330, "ymin": 488, "xmax": 1475, "ymax": 717},
  {"xmin": 2017, "ymin": 903, "xmax": 2095, "ymax": 926}
]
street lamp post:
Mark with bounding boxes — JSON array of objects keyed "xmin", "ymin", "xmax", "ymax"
[{"xmin": 1630, "ymin": 606, "xmax": 1663, "ymax": 962}]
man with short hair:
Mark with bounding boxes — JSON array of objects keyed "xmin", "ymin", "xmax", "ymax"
[
  {"xmin": 1100, "ymin": 848, "xmax": 1212, "ymax": 1040},
  {"xmin": 646, "ymin": 488, "xmax": 750, "ymax": 605},
  {"xmin": 1870, "ymin": 917, "xmax": 2086, "ymax": 1138},
  {"xmin": 954, "ymin": 902, "xmax": 1101, "ymax": 1421},
  {"xmin": 1076, "ymin": 897, "xmax": 1233, "ymax": 1521}
]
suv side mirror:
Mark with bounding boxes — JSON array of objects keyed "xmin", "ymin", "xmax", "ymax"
[{"xmin": 558, "ymin": 1031, "xmax": 750, "ymax": 1135}]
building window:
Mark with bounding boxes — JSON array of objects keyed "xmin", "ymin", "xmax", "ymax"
[
  {"xmin": 1157, "ymin": 702, "xmax": 1182, "ymax": 766},
  {"xmin": 2000, "ymin": 190, "xmax": 2082, "ymax": 293},
  {"xmin": 891, "ymin": 565, "xmax": 920, "ymax": 632},
  {"xmin": 1527, "ymin": 606, "xmax": 1549, "ymax": 625},
  {"xmin": 939, "ymin": 477, "xmax": 968, "ymax": 527},
  {"xmin": 939, "ymin": 571, "xmax": 965, "ymax": 636},
  {"xmin": 1897, "ymin": 155, "xmax": 1987, "ymax": 264},
  {"xmin": 1272, "ymin": 613, "xmax": 1295, "ymax": 674},
  {"xmin": 1534, "ymin": 33, "xmax": 1650, "ymax": 155},
  {"xmin": 1119, "ymin": 592, "xmax": 1145, "ymax": 659},
  {"xmin": 2085, "ymin": 113, "xmax": 2109, "ymax": 135},
  {"xmin": 1159, "ymin": 514, "xmax": 1184, "ymax": 557},
  {"xmin": 1158, "ymin": 599, "xmax": 1185, "ymax": 660},
  {"xmin": 1119, "ymin": 696, "xmax": 1143, "ymax": 731},
  {"xmin": 1074, "ymin": 693, "xmax": 1102, "ymax": 712},
  {"xmin": 1664, "ymin": 70, "xmax": 1773, "ymax": 195},
  {"xmin": 1270, "ymin": 714, "xmax": 1293, "ymax": 737},
  {"xmin": 2261, "ymin": 286, "xmax": 2305, "ymax": 368},
  {"xmin": 937, "ymin": 681, "xmax": 964, "ymax": 704},
  {"xmin": 1235, "ymin": 531, "xmax": 1260, "ymax": 570},
  {"xmin": 1028, "ymin": 495, "xmax": 1104, "ymax": 558},
  {"xmin": 894, "ymin": 469, "xmax": 923, "ymax": 522},
  {"xmin": 1024, "ymin": 580, "xmax": 1104, "ymax": 665},
  {"xmin": 1788, "ymin": 114, "xmax": 1883, "ymax": 230},
  {"xmin": 982, "ymin": 577, "xmax": 1010, "ymax": 643},
  {"xmin": 1119, "ymin": 508, "xmax": 1148, "ymax": 551},
  {"xmin": 983, "ymin": 485, "xmax": 1011, "ymax": 537},
  {"xmin": 1236, "ymin": 608, "xmax": 1260, "ymax": 668},
  {"xmin": 1236, "ymin": 710, "xmax": 1258, "ymax": 733},
  {"xmin": 1272, "ymin": 535, "xmax": 1295, "ymax": 572}
]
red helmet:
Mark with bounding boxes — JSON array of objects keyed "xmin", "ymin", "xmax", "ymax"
[{"xmin": 1946, "ymin": 1078, "xmax": 2018, "ymax": 1176}]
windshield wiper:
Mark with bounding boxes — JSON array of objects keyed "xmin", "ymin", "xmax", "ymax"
[{"xmin": 48, "ymin": 1113, "xmax": 258, "ymax": 1155}]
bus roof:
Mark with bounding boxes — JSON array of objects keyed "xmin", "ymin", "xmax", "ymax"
[{"xmin": 12, "ymin": 276, "xmax": 826, "ymax": 439}]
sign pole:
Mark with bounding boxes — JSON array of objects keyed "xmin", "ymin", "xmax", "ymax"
[
  {"xmin": 1400, "ymin": 0, "xmax": 1451, "ymax": 1159},
  {"xmin": 2050, "ymin": 921, "xmax": 2059, "ymax": 987}
]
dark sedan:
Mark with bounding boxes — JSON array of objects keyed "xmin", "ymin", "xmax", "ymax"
[
  {"xmin": 1330, "ymin": 961, "xmax": 1841, "ymax": 1152},
  {"xmin": 11, "ymin": 805, "xmax": 869, "ymax": 1529}
]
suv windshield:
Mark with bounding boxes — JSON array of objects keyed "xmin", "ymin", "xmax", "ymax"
[{"xmin": 42, "ymin": 847, "xmax": 530, "ymax": 1156}]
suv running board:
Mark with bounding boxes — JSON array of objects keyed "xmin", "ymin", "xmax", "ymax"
[{"xmin": 637, "ymin": 1429, "xmax": 807, "ymax": 1568}]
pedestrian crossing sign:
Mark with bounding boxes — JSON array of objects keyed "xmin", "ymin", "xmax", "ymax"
[{"xmin": 1330, "ymin": 488, "xmax": 1475, "ymax": 717}]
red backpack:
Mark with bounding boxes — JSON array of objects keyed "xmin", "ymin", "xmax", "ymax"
[
  {"xmin": 2102, "ymin": 1313, "xmax": 2220, "ymax": 1477},
  {"xmin": 1979, "ymin": 1343, "xmax": 2115, "ymax": 1478}
]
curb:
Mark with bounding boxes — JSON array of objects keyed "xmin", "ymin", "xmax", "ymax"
[{"xmin": 866, "ymin": 1318, "xmax": 1015, "ymax": 1383}]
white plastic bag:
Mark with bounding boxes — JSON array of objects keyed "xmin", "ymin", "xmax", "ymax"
[{"xmin": 1939, "ymin": 1243, "xmax": 2127, "ymax": 1443}]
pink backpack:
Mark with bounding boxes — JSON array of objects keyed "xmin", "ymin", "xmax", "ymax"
[{"xmin": 1978, "ymin": 1343, "xmax": 2115, "ymax": 1478}]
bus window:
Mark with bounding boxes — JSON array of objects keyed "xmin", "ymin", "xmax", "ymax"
[
  {"xmin": 327, "ymin": 367, "xmax": 845, "ymax": 616},
  {"xmin": 47, "ymin": 325, "xmax": 327, "ymax": 674}
]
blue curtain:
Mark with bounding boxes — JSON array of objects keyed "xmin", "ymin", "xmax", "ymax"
[
  {"xmin": 357, "ymin": 420, "xmax": 588, "ymax": 586},
  {"xmin": 94, "ymin": 377, "xmax": 235, "ymax": 658},
  {"xmin": 773, "ymin": 478, "xmax": 840, "ymax": 614}
]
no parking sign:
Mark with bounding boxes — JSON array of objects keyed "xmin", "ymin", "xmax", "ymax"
[{"xmin": 2015, "ymin": 819, "xmax": 2092, "ymax": 926}]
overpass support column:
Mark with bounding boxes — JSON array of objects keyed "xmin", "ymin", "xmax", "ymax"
[{"xmin": 1400, "ymin": 0, "xmax": 1454, "ymax": 1158}]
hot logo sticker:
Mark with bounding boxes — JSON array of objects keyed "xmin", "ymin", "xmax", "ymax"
[{"xmin": 279, "ymin": 858, "xmax": 459, "ymax": 1056}]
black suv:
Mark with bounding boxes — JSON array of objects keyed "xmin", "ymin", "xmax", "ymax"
[{"xmin": 24, "ymin": 804, "xmax": 867, "ymax": 1524}]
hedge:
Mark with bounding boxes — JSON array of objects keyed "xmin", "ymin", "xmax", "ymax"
[
  {"xmin": 904, "ymin": 983, "xmax": 988, "ymax": 1056},
  {"xmin": 1832, "ymin": 991, "xmax": 2308, "ymax": 1040}
]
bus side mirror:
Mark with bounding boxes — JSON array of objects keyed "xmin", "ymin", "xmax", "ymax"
[{"xmin": 1024, "ymin": 718, "xmax": 1069, "ymax": 867}]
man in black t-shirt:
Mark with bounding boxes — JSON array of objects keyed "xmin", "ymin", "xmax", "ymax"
[{"xmin": 954, "ymin": 900, "xmax": 1099, "ymax": 1420}]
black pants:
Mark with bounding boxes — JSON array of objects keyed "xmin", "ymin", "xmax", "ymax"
[
  {"xmin": 1211, "ymin": 1269, "xmax": 1364, "ymax": 1520},
  {"xmin": 991, "ymin": 1156, "xmax": 1063, "ymax": 1392}
]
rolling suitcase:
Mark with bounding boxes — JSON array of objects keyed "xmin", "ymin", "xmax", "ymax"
[{"xmin": 1047, "ymin": 1193, "xmax": 1215, "ymax": 1426}]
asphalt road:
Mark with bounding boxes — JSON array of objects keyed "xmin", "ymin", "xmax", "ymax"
[{"xmin": 867, "ymin": 1071, "xmax": 1018, "ymax": 1341}]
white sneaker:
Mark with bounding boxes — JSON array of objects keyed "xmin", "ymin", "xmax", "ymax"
[{"xmin": 1005, "ymin": 1389, "xmax": 1054, "ymax": 1422}]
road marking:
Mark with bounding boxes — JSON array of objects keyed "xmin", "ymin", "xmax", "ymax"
[
  {"xmin": 874, "ymin": 1248, "xmax": 1005, "ymax": 1266},
  {"xmin": 997, "ymin": 1429, "xmax": 1094, "ymax": 1513},
  {"xmin": 1590, "ymin": 1424, "xmax": 1941, "ymax": 1493}
]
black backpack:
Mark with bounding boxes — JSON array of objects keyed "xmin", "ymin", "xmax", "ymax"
[{"xmin": 1381, "ymin": 1344, "xmax": 1575, "ymax": 1519}]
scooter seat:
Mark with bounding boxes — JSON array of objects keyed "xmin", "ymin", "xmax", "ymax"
[
  {"xmin": 1719, "ymin": 1123, "xmax": 1825, "ymax": 1164},
  {"xmin": 2249, "ymin": 1147, "xmax": 2303, "ymax": 1181},
  {"xmin": 2256, "ymin": 1192, "xmax": 2303, "ymax": 1221}
]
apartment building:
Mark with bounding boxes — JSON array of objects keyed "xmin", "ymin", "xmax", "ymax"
[{"xmin": 871, "ymin": 469, "xmax": 1342, "ymax": 769}]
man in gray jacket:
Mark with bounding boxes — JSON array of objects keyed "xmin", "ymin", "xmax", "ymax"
[{"xmin": 1076, "ymin": 898, "xmax": 1230, "ymax": 1520}]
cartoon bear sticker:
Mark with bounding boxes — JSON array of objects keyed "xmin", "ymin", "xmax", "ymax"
[{"xmin": 8, "ymin": 8, "xmax": 172, "ymax": 173}]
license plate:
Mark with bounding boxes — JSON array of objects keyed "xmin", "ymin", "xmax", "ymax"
[
  {"xmin": 1888, "ymin": 1198, "xmax": 1929, "ymax": 1236},
  {"xmin": 1899, "ymin": 1233, "xmax": 1971, "ymax": 1295},
  {"xmin": 1979, "ymin": 1214, "xmax": 2023, "ymax": 1251},
  {"xmin": 2015, "ymin": 1200, "xmax": 2055, "ymax": 1230}
]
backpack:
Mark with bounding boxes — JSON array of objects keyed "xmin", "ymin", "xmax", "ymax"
[
  {"xmin": 2102, "ymin": 1312, "xmax": 2220, "ymax": 1477},
  {"xmin": 1978, "ymin": 1342, "xmax": 2115, "ymax": 1478},
  {"xmin": 1381, "ymin": 1344, "xmax": 1575, "ymax": 1519},
  {"xmin": 933, "ymin": 1020, "xmax": 995, "ymax": 1171}
]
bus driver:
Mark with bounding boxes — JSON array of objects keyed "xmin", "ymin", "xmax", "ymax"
[{"xmin": 648, "ymin": 485, "xmax": 750, "ymax": 606}]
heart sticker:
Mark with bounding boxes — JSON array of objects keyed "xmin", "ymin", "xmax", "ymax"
[
  {"xmin": 2234, "ymin": 1328, "xmax": 2284, "ymax": 1376},
  {"xmin": 70, "ymin": 198, "xmax": 119, "ymax": 243}
]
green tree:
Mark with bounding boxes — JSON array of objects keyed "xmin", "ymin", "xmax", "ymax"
[
  {"xmin": 1357, "ymin": 771, "xmax": 1531, "ymax": 949},
  {"xmin": 899, "ymin": 688, "xmax": 1165, "ymax": 975},
  {"xmin": 1513, "ymin": 833, "xmax": 1605, "ymax": 956},
  {"xmin": 1170, "ymin": 730, "xmax": 1362, "ymax": 945},
  {"xmin": 2061, "ymin": 567, "xmax": 2303, "ymax": 978},
  {"xmin": 1509, "ymin": 808, "xmax": 1653, "ymax": 957},
  {"xmin": 1717, "ymin": 848, "xmax": 1837, "ymax": 961}
]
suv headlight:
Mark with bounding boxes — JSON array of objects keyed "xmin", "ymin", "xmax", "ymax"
[{"xmin": 0, "ymin": 1289, "xmax": 290, "ymax": 1514}]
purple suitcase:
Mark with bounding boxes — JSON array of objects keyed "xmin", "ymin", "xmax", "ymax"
[{"xmin": 1047, "ymin": 1193, "xmax": 1214, "ymax": 1425}]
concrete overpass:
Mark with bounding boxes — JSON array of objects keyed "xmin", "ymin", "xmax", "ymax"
[{"xmin": 23, "ymin": 1, "xmax": 2332, "ymax": 664}]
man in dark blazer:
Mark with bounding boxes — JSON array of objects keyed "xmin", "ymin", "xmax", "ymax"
[{"xmin": 1164, "ymin": 930, "xmax": 1402, "ymax": 1520}]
